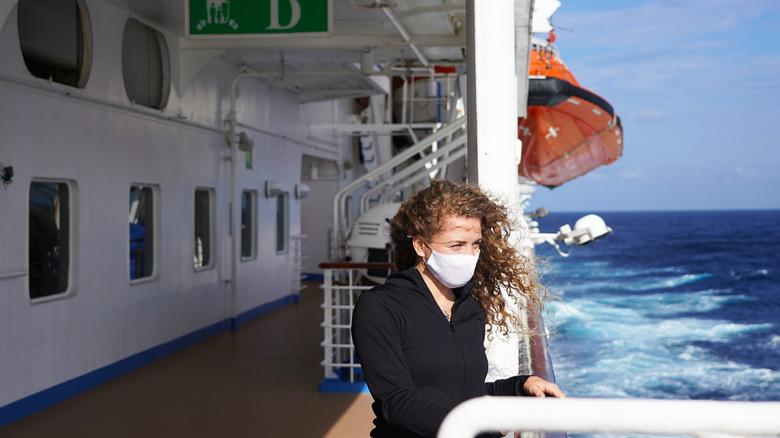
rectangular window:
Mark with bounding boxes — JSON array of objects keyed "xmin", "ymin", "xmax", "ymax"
[
  {"xmin": 194, "ymin": 188, "xmax": 214, "ymax": 269},
  {"xmin": 241, "ymin": 190, "xmax": 257, "ymax": 260},
  {"xmin": 29, "ymin": 181, "xmax": 70, "ymax": 299},
  {"xmin": 129, "ymin": 185, "xmax": 156, "ymax": 281},
  {"xmin": 276, "ymin": 192, "xmax": 289, "ymax": 253}
]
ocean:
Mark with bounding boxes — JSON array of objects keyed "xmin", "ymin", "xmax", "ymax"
[{"xmin": 536, "ymin": 210, "xmax": 780, "ymax": 405}]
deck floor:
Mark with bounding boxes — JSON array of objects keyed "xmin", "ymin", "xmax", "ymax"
[{"xmin": 0, "ymin": 281, "xmax": 375, "ymax": 437}]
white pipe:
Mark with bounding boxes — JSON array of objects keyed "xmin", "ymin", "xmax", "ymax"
[
  {"xmin": 0, "ymin": 73, "xmax": 223, "ymax": 135},
  {"xmin": 318, "ymin": 123, "xmax": 439, "ymax": 133},
  {"xmin": 438, "ymin": 397, "xmax": 780, "ymax": 438},
  {"xmin": 235, "ymin": 121, "xmax": 337, "ymax": 155},
  {"xmin": 401, "ymin": 77, "xmax": 408, "ymax": 125},
  {"xmin": 225, "ymin": 72, "xmax": 265, "ymax": 327},
  {"xmin": 381, "ymin": 7, "xmax": 430, "ymax": 67},
  {"xmin": 229, "ymin": 68, "xmax": 441, "ymax": 80}
]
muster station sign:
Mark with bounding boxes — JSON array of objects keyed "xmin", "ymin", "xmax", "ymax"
[{"xmin": 187, "ymin": 0, "xmax": 330, "ymax": 36}]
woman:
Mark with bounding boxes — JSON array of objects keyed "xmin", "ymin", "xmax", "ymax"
[{"xmin": 352, "ymin": 179, "xmax": 564, "ymax": 438}]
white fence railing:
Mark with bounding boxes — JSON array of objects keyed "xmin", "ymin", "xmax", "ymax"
[
  {"xmin": 319, "ymin": 263, "xmax": 393, "ymax": 388},
  {"xmin": 290, "ymin": 234, "xmax": 308, "ymax": 299},
  {"xmin": 438, "ymin": 396, "xmax": 780, "ymax": 438}
]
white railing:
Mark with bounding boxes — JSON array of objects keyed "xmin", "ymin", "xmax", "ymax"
[
  {"xmin": 438, "ymin": 396, "xmax": 780, "ymax": 438},
  {"xmin": 319, "ymin": 263, "xmax": 393, "ymax": 387},
  {"xmin": 358, "ymin": 135, "xmax": 468, "ymax": 212},
  {"xmin": 330, "ymin": 116, "xmax": 468, "ymax": 260},
  {"xmin": 290, "ymin": 234, "xmax": 308, "ymax": 298}
]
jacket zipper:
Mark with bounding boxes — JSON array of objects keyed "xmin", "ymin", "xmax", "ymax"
[{"xmin": 449, "ymin": 320, "xmax": 467, "ymax": 402}]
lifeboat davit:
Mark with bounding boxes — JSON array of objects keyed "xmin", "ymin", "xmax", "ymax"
[{"xmin": 519, "ymin": 35, "xmax": 623, "ymax": 188}]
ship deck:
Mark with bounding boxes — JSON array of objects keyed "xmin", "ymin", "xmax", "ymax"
[{"xmin": 0, "ymin": 281, "xmax": 374, "ymax": 437}]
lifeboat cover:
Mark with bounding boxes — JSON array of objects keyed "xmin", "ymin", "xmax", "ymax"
[{"xmin": 519, "ymin": 64, "xmax": 623, "ymax": 188}]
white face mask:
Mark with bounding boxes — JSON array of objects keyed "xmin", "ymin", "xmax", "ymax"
[{"xmin": 424, "ymin": 241, "xmax": 480, "ymax": 289}]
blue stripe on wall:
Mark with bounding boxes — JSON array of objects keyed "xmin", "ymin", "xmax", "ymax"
[{"xmin": 0, "ymin": 294, "xmax": 297, "ymax": 427}]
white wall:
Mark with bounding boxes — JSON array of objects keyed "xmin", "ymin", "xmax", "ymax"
[{"xmin": 0, "ymin": 0, "xmax": 358, "ymax": 408}]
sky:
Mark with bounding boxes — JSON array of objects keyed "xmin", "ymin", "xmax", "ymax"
[{"xmin": 525, "ymin": 0, "xmax": 780, "ymax": 212}]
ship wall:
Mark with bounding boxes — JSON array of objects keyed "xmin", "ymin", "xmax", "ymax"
[{"xmin": 0, "ymin": 0, "xmax": 351, "ymax": 410}]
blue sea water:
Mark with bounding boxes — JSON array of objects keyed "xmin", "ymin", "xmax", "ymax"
[{"xmin": 536, "ymin": 210, "xmax": 780, "ymax": 403}]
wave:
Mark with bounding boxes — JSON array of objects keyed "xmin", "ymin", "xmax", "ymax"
[
  {"xmin": 623, "ymin": 273, "xmax": 714, "ymax": 292},
  {"xmin": 552, "ymin": 273, "xmax": 714, "ymax": 294},
  {"xmin": 544, "ymin": 262, "xmax": 684, "ymax": 280},
  {"xmin": 550, "ymin": 289, "xmax": 754, "ymax": 325},
  {"xmin": 549, "ymin": 289, "xmax": 770, "ymax": 346},
  {"xmin": 550, "ymin": 328, "xmax": 780, "ymax": 401},
  {"xmin": 729, "ymin": 269, "xmax": 770, "ymax": 281},
  {"xmin": 633, "ymin": 290, "xmax": 752, "ymax": 316},
  {"xmin": 543, "ymin": 210, "xmax": 780, "ymax": 404},
  {"xmin": 657, "ymin": 320, "xmax": 773, "ymax": 341}
]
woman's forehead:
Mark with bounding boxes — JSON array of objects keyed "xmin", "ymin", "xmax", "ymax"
[{"xmin": 436, "ymin": 215, "xmax": 481, "ymax": 236}]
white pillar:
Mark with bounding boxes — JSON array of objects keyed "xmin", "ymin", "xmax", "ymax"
[
  {"xmin": 467, "ymin": 0, "xmax": 534, "ymax": 380},
  {"xmin": 466, "ymin": 0, "xmax": 519, "ymax": 198}
]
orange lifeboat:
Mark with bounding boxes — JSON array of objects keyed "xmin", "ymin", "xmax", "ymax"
[{"xmin": 519, "ymin": 35, "xmax": 623, "ymax": 188}]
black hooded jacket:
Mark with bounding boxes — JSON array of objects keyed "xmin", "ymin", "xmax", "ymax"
[{"xmin": 351, "ymin": 267, "xmax": 531, "ymax": 438}]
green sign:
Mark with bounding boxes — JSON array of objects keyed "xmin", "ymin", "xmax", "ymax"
[
  {"xmin": 187, "ymin": 0, "xmax": 329, "ymax": 36},
  {"xmin": 245, "ymin": 149, "xmax": 253, "ymax": 169}
]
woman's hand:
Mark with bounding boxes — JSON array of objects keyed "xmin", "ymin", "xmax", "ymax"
[
  {"xmin": 501, "ymin": 378, "xmax": 566, "ymax": 437},
  {"xmin": 522, "ymin": 376, "xmax": 566, "ymax": 398}
]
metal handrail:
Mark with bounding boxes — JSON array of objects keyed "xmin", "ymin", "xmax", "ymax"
[
  {"xmin": 330, "ymin": 116, "xmax": 467, "ymax": 260},
  {"xmin": 438, "ymin": 396, "xmax": 780, "ymax": 438},
  {"xmin": 358, "ymin": 140, "xmax": 468, "ymax": 212}
]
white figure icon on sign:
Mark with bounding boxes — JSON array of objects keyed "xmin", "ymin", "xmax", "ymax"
[{"xmin": 207, "ymin": 0, "xmax": 230, "ymax": 24}]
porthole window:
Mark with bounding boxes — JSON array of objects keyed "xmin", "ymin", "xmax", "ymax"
[
  {"xmin": 17, "ymin": 0, "xmax": 93, "ymax": 88},
  {"xmin": 122, "ymin": 18, "xmax": 170, "ymax": 109},
  {"xmin": 29, "ymin": 181, "xmax": 72, "ymax": 299}
]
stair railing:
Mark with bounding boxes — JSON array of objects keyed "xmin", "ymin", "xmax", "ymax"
[{"xmin": 330, "ymin": 116, "xmax": 467, "ymax": 260}]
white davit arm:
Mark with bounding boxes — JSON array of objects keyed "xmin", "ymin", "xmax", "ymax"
[{"xmin": 529, "ymin": 214, "xmax": 612, "ymax": 257}]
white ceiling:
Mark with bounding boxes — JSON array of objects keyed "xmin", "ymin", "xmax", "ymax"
[{"xmin": 107, "ymin": 0, "xmax": 468, "ymax": 102}]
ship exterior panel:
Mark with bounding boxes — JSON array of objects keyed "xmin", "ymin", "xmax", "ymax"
[{"xmin": 0, "ymin": 0, "xmax": 353, "ymax": 422}]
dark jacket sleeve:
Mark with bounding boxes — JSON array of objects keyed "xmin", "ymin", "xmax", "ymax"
[
  {"xmin": 485, "ymin": 375, "xmax": 532, "ymax": 396},
  {"xmin": 352, "ymin": 292, "xmax": 454, "ymax": 437}
]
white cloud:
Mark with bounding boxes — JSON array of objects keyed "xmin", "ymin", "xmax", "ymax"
[
  {"xmin": 534, "ymin": 1, "xmax": 780, "ymax": 210},
  {"xmin": 555, "ymin": 0, "xmax": 780, "ymax": 108},
  {"xmin": 620, "ymin": 168, "xmax": 643, "ymax": 180},
  {"xmin": 556, "ymin": 0, "xmax": 780, "ymax": 50},
  {"xmin": 734, "ymin": 166, "xmax": 767, "ymax": 179},
  {"xmin": 633, "ymin": 108, "xmax": 667, "ymax": 122}
]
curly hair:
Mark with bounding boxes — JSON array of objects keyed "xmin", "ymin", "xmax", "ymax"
[{"xmin": 390, "ymin": 179, "xmax": 548, "ymax": 337}]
